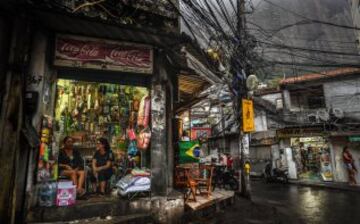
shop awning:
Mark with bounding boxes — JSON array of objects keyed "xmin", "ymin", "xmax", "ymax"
[
  {"xmin": 178, "ymin": 74, "xmax": 209, "ymax": 99},
  {"xmin": 27, "ymin": 7, "xmax": 222, "ymax": 114},
  {"xmin": 175, "ymin": 47, "xmax": 223, "ymax": 114}
]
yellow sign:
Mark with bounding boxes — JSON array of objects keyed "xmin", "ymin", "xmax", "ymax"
[{"xmin": 242, "ymin": 99, "xmax": 255, "ymax": 132}]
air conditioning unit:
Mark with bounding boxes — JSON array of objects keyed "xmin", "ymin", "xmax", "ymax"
[
  {"xmin": 317, "ymin": 109, "xmax": 330, "ymax": 122},
  {"xmin": 307, "ymin": 113, "xmax": 318, "ymax": 123},
  {"xmin": 332, "ymin": 108, "xmax": 344, "ymax": 119}
]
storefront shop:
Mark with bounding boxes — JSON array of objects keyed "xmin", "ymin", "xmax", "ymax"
[
  {"xmin": 277, "ymin": 128, "xmax": 334, "ymax": 182},
  {"xmin": 290, "ymin": 136, "xmax": 333, "ymax": 182},
  {"xmin": 33, "ymin": 34, "xmax": 155, "ymax": 206}
]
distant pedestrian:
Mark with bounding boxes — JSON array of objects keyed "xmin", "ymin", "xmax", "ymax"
[
  {"xmin": 343, "ymin": 146, "xmax": 357, "ymax": 185},
  {"xmin": 299, "ymin": 143, "xmax": 307, "ymax": 172}
]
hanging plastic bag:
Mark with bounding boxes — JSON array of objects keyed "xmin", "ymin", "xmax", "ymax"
[
  {"xmin": 128, "ymin": 141, "xmax": 138, "ymax": 157},
  {"xmin": 137, "ymin": 128, "xmax": 151, "ymax": 150},
  {"xmin": 143, "ymin": 97, "xmax": 150, "ymax": 128},
  {"xmin": 127, "ymin": 128, "xmax": 137, "ymax": 140},
  {"xmin": 133, "ymin": 99, "xmax": 140, "ymax": 112},
  {"xmin": 137, "ymin": 95, "xmax": 150, "ymax": 127}
]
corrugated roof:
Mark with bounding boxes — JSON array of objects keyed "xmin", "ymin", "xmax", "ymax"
[
  {"xmin": 280, "ymin": 68, "xmax": 360, "ymax": 86},
  {"xmin": 178, "ymin": 74, "xmax": 209, "ymax": 99},
  {"xmin": 254, "ymin": 88, "xmax": 281, "ymax": 96}
]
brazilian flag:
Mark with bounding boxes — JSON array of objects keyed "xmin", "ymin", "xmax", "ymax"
[{"xmin": 179, "ymin": 141, "xmax": 201, "ymax": 164}]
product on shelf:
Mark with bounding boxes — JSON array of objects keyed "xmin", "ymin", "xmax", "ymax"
[{"xmin": 54, "ymin": 79, "xmax": 151, "ymax": 168}]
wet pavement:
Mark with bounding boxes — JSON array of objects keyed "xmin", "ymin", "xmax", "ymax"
[
  {"xmin": 250, "ymin": 179, "xmax": 360, "ymax": 224},
  {"xmin": 194, "ymin": 179, "xmax": 360, "ymax": 224}
]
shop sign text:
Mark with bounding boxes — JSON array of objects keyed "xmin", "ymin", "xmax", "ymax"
[
  {"xmin": 277, "ymin": 128, "xmax": 325, "ymax": 138},
  {"xmin": 54, "ymin": 34, "xmax": 153, "ymax": 74},
  {"xmin": 348, "ymin": 136, "xmax": 360, "ymax": 142}
]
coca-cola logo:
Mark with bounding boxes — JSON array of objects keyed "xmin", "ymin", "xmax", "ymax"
[
  {"xmin": 79, "ymin": 44, "xmax": 100, "ymax": 58},
  {"xmin": 110, "ymin": 48, "xmax": 129, "ymax": 59},
  {"xmin": 109, "ymin": 48, "xmax": 150, "ymax": 65},
  {"xmin": 59, "ymin": 42, "xmax": 80, "ymax": 54},
  {"xmin": 56, "ymin": 36, "xmax": 153, "ymax": 71}
]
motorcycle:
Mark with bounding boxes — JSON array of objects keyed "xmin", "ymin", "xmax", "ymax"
[
  {"xmin": 212, "ymin": 166, "xmax": 239, "ymax": 191},
  {"xmin": 264, "ymin": 161, "xmax": 289, "ymax": 184}
]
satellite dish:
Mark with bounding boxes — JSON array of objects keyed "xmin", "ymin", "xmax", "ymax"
[
  {"xmin": 246, "ymin": 74, "xmax": 259, "ymax": 91},
  {"xmin": 332, "ymin": 108, "xmax": 344, "ymax": 119},
  {"xmin": 317, "ymin": 109, "xmax": 330, "ymax": 122}
]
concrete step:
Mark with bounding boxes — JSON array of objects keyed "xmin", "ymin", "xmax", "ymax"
[
  {"xmin": 27, "ymin": 213, "xmax": 153, "ymax": 224},
  {"xmin": 26, "ymin": 197, "xmax": 152, "ymax": 223}
]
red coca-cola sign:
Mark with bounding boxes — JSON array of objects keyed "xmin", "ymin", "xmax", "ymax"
[{"xmin": 55, "ymin": 34, "xmax": 153, "ymax": 74}]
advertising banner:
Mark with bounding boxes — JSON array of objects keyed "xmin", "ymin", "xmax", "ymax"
[
  {"xmin": 55, "ymin": 34, "xmax": 153, "ymax": 74},
  {"xmin": 242, "ymin": 99, "xmax": 255, "ymax": 132}
]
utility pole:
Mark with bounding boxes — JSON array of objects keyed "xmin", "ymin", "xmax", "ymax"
[{"xmin": 234, "ymin": 0, "xmax": 251, "ymax": 198}]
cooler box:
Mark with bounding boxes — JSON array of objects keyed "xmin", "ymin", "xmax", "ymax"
[{"xmin": 56, "ymin": 181, "xmax": 76, "ymax": 206}]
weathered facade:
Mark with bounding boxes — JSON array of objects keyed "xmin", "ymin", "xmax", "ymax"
[
  {"xmin": 250, "ymin": 89, "xmax": 286, "ymax": 175},
  {"xmin": 0, "ymin": 1, "xmax": 220, "ymax": 223},
  {"xmin": 349, "ymin": 0, "xmax": 360, "ymax": 47},
  {"xmin": 278, "ymin": 68, "xmax": 360, "ymax": 183}
]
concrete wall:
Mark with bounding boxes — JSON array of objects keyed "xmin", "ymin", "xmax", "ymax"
[
  {"xmin": 261, "ymin": 93, "xmax": 282, "ymax": 105},
  {"xmin": 0, "ymin": 18, "xmax": 30, "ymax": 224},
  {"xmin": 254, "ymin": 110, "xmax": 267, "ymax": 132},
  {"xmin": 250, "ymin": 146, "xmax": 272, "ymax": 160},
  {"xmin": 323, "ymin": 77, "xmax": 360, "ymax": 120},
  {"xmin": 350, "ymin": 0, "xmax": 360, "ymax": 46},
  {"xmin": 330, "ymin": 137, "xmax": 360, "ymax": 183}
]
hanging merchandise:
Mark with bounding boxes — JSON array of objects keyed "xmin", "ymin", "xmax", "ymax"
[
  {"xmin": 37, "ymin": 115, "xmax": 57, "ymax": 182},
  {"xmin": 137, "ymin": 95, "xmax": 150, "ymax": 128},
  {"xmin": 137, "ymin": 128, "xmax": 151, "ymax": 150},
  {"xmin": 143, "ymin": 96, "xmax": 150, "ymax": 128},
  {"xmin": 53, "ymin": 79, "xmax": 152, "ymax": 188},
  {"xmin": 129, "ymin": 111, "xmax": 137, "ymax": 128},
  {"xmin": 133, "ymin": 99, "xmax": 140, "ymax": 112},
  {"xmin": 127, "ymin": 128, "xmax": 137, "ymax": 141},
  {"xmin": 128, "ymin": 141, "xmax": 138, "ymax": 157}
]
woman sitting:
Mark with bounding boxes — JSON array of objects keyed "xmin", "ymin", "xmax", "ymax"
[
  {"xmin": 58, "ymin": 136, "xmax": 85, "ymax": 196},
  {"xmin": 92, "ymin": 138, "xmax": 114, "ymax": 194}
]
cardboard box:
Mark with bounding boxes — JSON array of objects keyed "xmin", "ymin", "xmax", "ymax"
[{"xmin": 56, "ymin": 181, "xmax": 76, "ymax": 206}]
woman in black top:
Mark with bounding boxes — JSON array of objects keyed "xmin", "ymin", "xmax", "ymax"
[
  {"xmin": 92, "ymin": 138, "xmax": 114, "ymax": 194},
  {"xmin": 58, "ymin": 136, "xmax": 85, "ymax": 195}
]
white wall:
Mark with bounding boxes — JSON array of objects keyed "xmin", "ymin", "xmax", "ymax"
[
  {"xmin": 255, "ymin": 110, "xmax": 268, "ymax": 132},
  {"xmin": 350, "ymin": 0, "xmax": 360, "ymax": 45},
  {"xmin": 261, "ymin": 93, "xmax": 282, "ymax": 104},
  {"xmin": 330, "ymin": 137, "xmax": 360, "ymax": 183}
]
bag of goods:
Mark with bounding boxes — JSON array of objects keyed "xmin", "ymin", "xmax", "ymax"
[
  {"xmin": 131, "ymin": 168, "xmax": 151, "ymax": 177},
  {"xmin": 127, "ymin": 141, "xmax": 138, "ymax": 157},
  {"xmin": 137, "ymin": 128, "xmax": 151, "ymax": 150},
  {"xmin": 137, "ymin": 96, "xmax": 150, "ymax": 128},
  {"xmin": 38, "ymin": 182, "xmax": 57, "ymax": 207},
  {"xmin": 133, "ymin": 99, "xmax": 140, "ymax": 112},
  {"xmin": 129, "ymin": 111, "xmax": 137, "ymax": 128},
  {"xmin": 127, "ymin": 128, "xmax": 137, "ymax": 140}
]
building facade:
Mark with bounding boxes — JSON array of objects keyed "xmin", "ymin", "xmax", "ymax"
[
  {"xmin": 349, "ymin": 0, "xmax": 360, "ymax": 47},
  {"xmin": 279, "ymin": 68, "xmax": 360, "ymax": 183},
  {"xmin": 250, "ymin": 68, "xmax": 360, "ymax": 184},
  {"xmin": 0, "ymin": 1, "xmax": 218, "ymax": 223}
]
